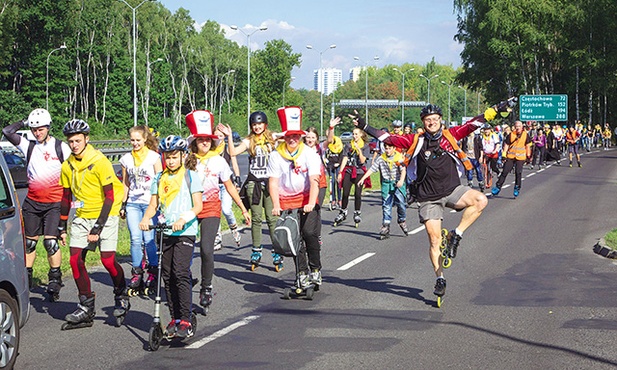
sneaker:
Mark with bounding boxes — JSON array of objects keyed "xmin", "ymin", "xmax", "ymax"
[
  {"xmin": 298, "ymin": 273, "xmax": 311, "ymax": 289},
  {"xmin": 166, "ymin": 320, "xmax": 177, "ymax": 337},
  {"xmin": 175, "ymin": 320, "xmax": 194, "ymax": 338},
  {"xmin": 230, "ymin": 225, "xmax": 241, "ymax": 244},
  {"xmin": 433, "ymin": 277, "xmax": 447, "ymax": 297},
  {"xmin": 214, "ymin": 233, "xmax": 222, "ymax": 251},
  {"xmin": 310, "ymin": 269, "xmax": 322, "ymax": 285},
  {"xmin": 513, "ymin": 186, "xmax": 520, "ymax": 198},
  {"xmin": 491, "ymin": 186, "xmax": 501, "ymax": 196}
]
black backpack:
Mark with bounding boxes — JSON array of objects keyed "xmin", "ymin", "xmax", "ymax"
[
  {"xmin": 271, "ymin": 209, "xmax": 301, "ymax": 257},
  {"xmin": 26, "ymin": 138, "xmax": 64, "ymax": 165}
]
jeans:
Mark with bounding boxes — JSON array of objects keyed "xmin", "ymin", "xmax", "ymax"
[
  {"xmin": 126, "ymin": 202, "xmax": 158, "ymax": 268},
  {"xmin": 219, "ymin": 184, "xmax": 237, "ymax": 226},
  {"xmin": 465, "ymin": 158, "xmax": 484, "ymax": 182},
  {"xmin": 381, "ymin": 182, "xmax": 406, "ymax": 224}
]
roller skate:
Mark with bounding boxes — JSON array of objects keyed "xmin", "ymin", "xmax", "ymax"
[
  {"xmin": 199, "ymin": 285, "xmax": 213, "ymax": 314},
  {"xmin": 513, "ymin": 185, "xmax": 520, "ymax": 198},
  {"xmin": 230, "ymin": 224, "xmax": 241, "ymax": 247},
  {"xmin": 333, "ymin": 208, "xmax": 347, "ymax": 226},
  {"xmin": 62, "ymin": 294, "xmax": 95, "ymax": 330},
  {"xmin": 439, "ymin": 229, "xmax": 452, "ymax": 268},
  {"xmin": 433, "ymin": 277, "xmax": 447, "ymax": 308},
  {"xmin": 310, "ymin": 269, "xmax": 322, "ymax": 291},
  {"xmin": 27, "ymin": 267, "xmax": 34, "ymax": 290},
  {"xmin": 127, "ymin": 267, "xmax": 144, "ymax": 296},
  {"xmin": 478, "ymin": 181, "xmax": 485, "ymax": 190},
  {"xmin": 491, "ymin": 185, "xmax": 501, "ymax": 196},
  {"xmin": 175, "ymin": 317, "xmax": 195, "ymax": 339},
  {"xmin": 398, "ymin": 221, "xmax": 409, "ymax": 236},
  {"xmin": 46, "ymin": 267, "xmax": 63, "ymax": 302},
  {"xmin": 272, "ymin": 252, "xmax": 284, "ymax": 272},
  {"xmin": 379, "ymin": 224, "xmax": 390, "ymax": 240},
  {"xmin": 353, "ymin": 210, "xmax": 361, "ymax": 228},
  {"xmin": 441, "ymin": 230, "xmax": 462, "ymax": 269},
  {"xmin": 283, "ymin": 272, "xmax": 315, "ymax": 300},
  {"xmin": 113, "ymin": 287, "xmax": 131, "ymax": 327},
  {"xmin": 214, "ymin": 232, "xmax": 223, "ymax": 251},
  {"xmin": 250, "ymin": 246, "xmax": 262, "ymax": 271},
  {"xmin": 143, "ymin": 266, "xmax": 158, "ymax": 296}
]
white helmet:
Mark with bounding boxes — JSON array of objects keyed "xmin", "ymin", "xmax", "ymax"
[{"xmin": 27, "ymin": 108, "xmax": 52, "ymax": 128}]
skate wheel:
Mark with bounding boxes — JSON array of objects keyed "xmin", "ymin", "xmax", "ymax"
[
  {"xmin": 148, "ymin": 324, "xmax": 163, "ymax": 351},
  {"xmin": 143, "ymin": 287, "xmax": 151, "ymax": 295},
  {"xmin": 283, "ymin": 288, "xmax": 292, "ymax": 300},
  {"xmin": 250, "ymin": 263, "xmax": 258, "ymax": 271},
  {"xmin": 116, "ymin": 315, "xmax": 125, "ymax": 327},
  {"xmin": 48, "ymin": 292, "xmax": 60, "ymax": 302},
  {"xmin": 437, "ymin": 296, "xmax": 444, "ymax": 308},
  {"xmin": 305, "ymin": 287, "xmax": 314, "ymax": 300},
  {"xmin": 442, "ymin": 257, "xmax": 452, "ymax": 269},
  {"xmin": 275, "ymin": 264, "xmax": 283, "ymax": 273},
  {"xmin": 355, "ymin": 223, "xmax": 359, "ymax": 228},
  {"xmin": 61, "ymin": 322, "xmax": 70, "ymax": 330}
]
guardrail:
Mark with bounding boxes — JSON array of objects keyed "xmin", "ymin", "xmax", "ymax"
[{"xmin": 91, "ymin": 140, "xmax": 131, "ymax": 162}]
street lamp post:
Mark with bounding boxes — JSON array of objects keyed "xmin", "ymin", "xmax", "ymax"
[
  {"xmin": 118, "ymin": 0, "xmax": 154, "ymax": 126},
  {"xmin": 354, "ymin": 56, "xmax": 379, "ymax": 122},
  {"xmin": 219, "ymin": 69, "xmax": 236, "ymax": 123},
  {"xmin": 46, "ymin": 43, "xmax": 67, "ymax": 111},
  {"xmin": 144, "ymin": 57, "xmax": 163, "ymax": 126},
  {"xmin": 282, "ymin": 76, "xmax": 295, "ymax": 106},
  {"xmin": 230, "ymin": 25, "xmax": 268, "ymax": 134},
  {"xmin": 458, "ymin": 85, "xmax": 467, "ymax": 118},
  {"xmin": 419, "ymin": 73, "xmax": 439, "ymax": 104},
  {"xmin": 393, "ymin": 67, "xmax": 414, "ymax": 123},
  {"xmin": 306, "ymin": 44, "xmax": 336, "ymax": 138},
  {"xmin": 441, "ymin": 81, "xmax": 453, "ymax": 123}
]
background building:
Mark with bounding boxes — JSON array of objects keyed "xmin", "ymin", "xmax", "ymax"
[{"xmin": 313, "ymin": 68, "xmax": 343, "ymax": 95}]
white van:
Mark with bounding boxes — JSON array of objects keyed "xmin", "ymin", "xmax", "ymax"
[{"xmin": 0, "ymin": 130, "xmax": 36, "ymax": 150}]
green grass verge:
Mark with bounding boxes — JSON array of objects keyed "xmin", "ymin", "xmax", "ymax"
[
  {"xmin": 32, "ymin": 171, "xmax": 382, "ymax": 285},
  {"xmin": 604, "ymin": 228, "xmax": 617, "ymax": 250}
]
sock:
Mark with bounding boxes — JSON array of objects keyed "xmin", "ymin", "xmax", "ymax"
[{"xmin": 454, "ymin": 228, "xmax": 463, "ymax": 237}]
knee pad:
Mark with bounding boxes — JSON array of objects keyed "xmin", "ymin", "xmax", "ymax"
[
  {"xmin": 43, "ymin": 239, "xmax": 60, "ymax": 257},
  {"xmin": 25, "ymin": 239, "xmax": 37, "ymax": 254}
]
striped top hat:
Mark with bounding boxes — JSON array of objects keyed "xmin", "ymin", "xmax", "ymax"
[
  {"xmin": 185, "ymin": 110, "xmax": 218, "ymax": 139},
  {"xmin": 277, "ymin": 106, "xmax": 305, "ymax": 136}
]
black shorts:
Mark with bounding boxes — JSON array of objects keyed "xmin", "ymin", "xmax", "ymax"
[{"xmin": 22, "ymin": 198, "xmax": 61, "ymax": 238}]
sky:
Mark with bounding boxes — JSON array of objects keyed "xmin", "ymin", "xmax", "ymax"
[{"xmin": 158, "ymin": 0, "xmax": 463, "ymax": 91}]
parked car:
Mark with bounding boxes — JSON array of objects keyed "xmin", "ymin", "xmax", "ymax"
[
  {"xmin": 0, "ymin": 152, "xmax": 30, "ymax": 369},
  {"xmin": 1, "ymin": 149, "xmax": 28, "ymax": 188},
  {"xmin": 232, "ymin": 131, "xmax": 242, "ymax": 143},
  {"xmin": 340, "ymin": 131, "xmax": 353, "ymax": 141},
  {"xmin": 0, "ymin": 129, "xmax": 35, "ymax": 151}
]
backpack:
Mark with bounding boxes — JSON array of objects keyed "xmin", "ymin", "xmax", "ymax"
[
  {"xmin": 26, "ymin": 138, "xmax": 64, "ymax": 165},
  {"xmin": 271, "ymin": 209, "xmax": 301, "ymax": 257}
]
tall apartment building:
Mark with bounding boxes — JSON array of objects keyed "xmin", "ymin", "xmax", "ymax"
[
  {"xmin": 349, "ymin": 66, "xmax": 363, "ymax": 82},
  {"xmin": 312, "ymin": 68, "xmax": 343, "ymax": 95}
]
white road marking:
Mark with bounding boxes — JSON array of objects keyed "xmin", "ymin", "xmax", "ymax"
[
  {"xmin": 186, "ymin": 315, "xmax": 260, "ymax": 349},
  {"xmin": 337, "ymin": 253, "xmax": 376, "ymax": 271},
  {"xmin": 409, "ymin": 225, "xmax": 425, "ymax": 235},
  {"xmin": 527, "ymin": 173, "xmax": 535, "ymax": 177}
]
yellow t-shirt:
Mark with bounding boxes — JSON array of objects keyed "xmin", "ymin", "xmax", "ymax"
[{"xmin": 60, "ymin": 144, "xmax": 124, "ymax": 218}]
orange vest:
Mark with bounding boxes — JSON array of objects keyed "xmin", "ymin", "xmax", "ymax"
[
  {"xmin": 403, "ymin": 130, "xmax": 473, "ymax": 171},
  {"xmin": 506, "ymin": 131, "xmax": 529, "ymax": 160}
]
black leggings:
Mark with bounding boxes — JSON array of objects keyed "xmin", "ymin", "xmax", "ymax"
[
  {"xmin": 198, "ymin": 217, "xmax": 220, "ymax": 289},
  {"xmin": 161, "ymin": 235, "xmax": 195, "ymax": 321},
  {"xmin": 496, "ymin": 159, "xmax": 524, "ymax": 189},
  {"xmin": 295, "ymin": 207, "xmax": 322, "ymax": 273},
  {"xmin": 341, "ymin": 171, "xmax": 363, "ymax": 211}
]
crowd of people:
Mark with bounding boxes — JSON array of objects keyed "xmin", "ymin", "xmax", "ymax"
[{"xmin": 4, "ymin": 102, "xmax": 611, "ymax": 337}]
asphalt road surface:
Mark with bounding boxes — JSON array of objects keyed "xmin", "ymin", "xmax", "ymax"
[{"xmin": 17, "ymin": 147, "xmax": 617, "ymax": 369}]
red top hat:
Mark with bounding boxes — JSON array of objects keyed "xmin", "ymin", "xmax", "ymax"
[
  {"xmin": 186, "ymin": 110, "xmax": 218, "ymax": 139},
  {"xmin": 277, "ymin": 106, "xmax": 305, "ymax": 137}
]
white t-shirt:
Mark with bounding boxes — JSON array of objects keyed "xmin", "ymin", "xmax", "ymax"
[
  {"xmin": 17, "ymin": 137, "xmax": 71, "ymax": 203},
  {"xmin": 120, "ymin": 150, "xmax": 161, "ymax": 204},
  {"xmin": 267, "ymin": 147, "xmax": 321, "ymax": 210},
  {"xmin": 194, "ymin": 155, "xmax": 232, "ymax": 218}
]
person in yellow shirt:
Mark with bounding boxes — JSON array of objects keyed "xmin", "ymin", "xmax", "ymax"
[{"xmin": 58, "ymin": 119, "xmax": 128, "ymax": 330}]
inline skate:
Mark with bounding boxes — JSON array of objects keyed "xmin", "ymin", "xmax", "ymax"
[
  {"xmin": 398, "ymin": 221, "xmax": 409, "ymax": 236},
  {"xmin": 47, "ymin": 267, "xmax": 63, "ymax": 302},
  {"xmin": 113, "ymin": 287, "xmax": 131, "ymax": 327},
  {"xmin": 199, "ymin": 285, "xmax": 213, "ymax": 314},
  {"xmin": 333, "ymin": 208, "xmax": 347, "ymax": 226},
  {"xmin": 272, "ymin": 252, "xmax": 284, "ymax": 272},
  {"xmin": 62, "ymin": 294, "xmax": 95, "ymax": 330},
  {"xmin": 353, "ymin": 210, "xmax": 361, "ymax": 228},
  {"xmin": 433, "ymin": 277, "xmax": 447, "ymax": 308},
  {"xmin": 250, "ymin": 246, "xmax": 262, "ymax": 271},
  {"xmin": 379, "ymin": 224, "xmax": 390, "ymax": 240},
  {"xmin": 127, "ymin": 267, "xmax": 144, "ymax": 296},
  {"xmin": 143, "ymin": 266, "xmax": 158, "ymax": 295},
  {"xmin": 230, "ymin": 224, "xmax": 241, "ymax": 247}
]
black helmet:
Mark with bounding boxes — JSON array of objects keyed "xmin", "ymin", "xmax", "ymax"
[
  {"xmin": 420, "ymin": 104, "xmax": 443, "ymax": 120},
  {"xmin": 249, "ymin": 111, "xmax": 268, "ymax": 125},
  {"xmin": 404, "ymin": 123, "xmax": 413, "ymax": 129},
  {"xmin": 482, "ymin": 123, "xmax": 492, "ymax": 130},
  {"xmin": 159, "ymin": 135, "xmax": 188, "ymax": 152},
  {"xmin": 63, "ymin": 119, "xmax": 90, "ymax": 136}
]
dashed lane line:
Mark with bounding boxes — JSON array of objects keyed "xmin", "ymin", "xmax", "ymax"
[
  {"xmin": 337, "ymin": 253, "xmax": 376, "ymax": 271},
  {"xmin": 186, "ymin": 315, "xmax": 260, "ymax": 349}
]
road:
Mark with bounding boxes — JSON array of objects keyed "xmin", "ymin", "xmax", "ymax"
[{"xmin": 17, "ymin": 148, "xmax": 617, "ymax": 369}]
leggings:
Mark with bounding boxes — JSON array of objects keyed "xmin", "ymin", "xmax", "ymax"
[
  {"xmin": 198, "ymin": 217, "xmax": 220, "ymax": 289},
  {"xmin": 341, "ymin": 170, "xmax": 364, "ymax": 211},
  {"xmin": 161, "ymin": 235, "xmax": 195, "ymax": 321}
]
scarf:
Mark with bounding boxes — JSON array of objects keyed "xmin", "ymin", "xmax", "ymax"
[
  {"xmin": 276, "ymin": 142, "xmax": 305, "ymax": 170},
  {"xmin": 380, "ymin": 151, "xmax": 404, "ymax": 170},
  {"xmin": 328, "ymin": 136, "xmax": 343, "ymax": 154},
  {"xmin": 195, "ymin": 148, "xmax": 220, "ymax": 164},
  {"xmin": 350, "ymin": 138, "xmax": 365, "ymax": 154},
  {"xmin": 131, "ymin": 146, "xmax": 149, "ymax": 168},
  {"xmin": 252, "ymin": 134, "xmax": 270, "ymax": 156},
  {"xmin": 158, "ymin": 166, "xmax": 186, "ymax": 209}
]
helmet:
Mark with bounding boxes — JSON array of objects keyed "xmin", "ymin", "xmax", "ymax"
[
  {"xmin": 27, "ymin": 108, "xmax": 52, "ymax": 128},
  {"xmin": 420, "ymin": 104, "xmax": 443, "ymax": 120},
  {"xmin": 482, "ymin": 123, "xmax": 492, "ymax": 130},
  {"xmin": 249, "ymin": 111, "xmax": 268, "ymax": 125},
  {"xmin": 392, "ymin": 120, "xmax": 403, "ymax": 128},
  {"xmin": 159, "ymin": 135, "xmax": 188, "ymax": 152},
  {"xmin": 404, "ymin": 123, "xmax": 413, "ymax": 129},
  {"xmin": 62, "ymin": 119, "xmax": 90, "ymax": 136}
]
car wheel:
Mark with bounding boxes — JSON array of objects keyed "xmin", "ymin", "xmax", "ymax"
[{"xmin": 0, "ymin": 290, "xmax": 19, "ymax": 369}]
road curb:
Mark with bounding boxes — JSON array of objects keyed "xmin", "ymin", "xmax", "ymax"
[{"xmin": 593, "ymin": 238, "xmax": 617, "ymax": 259}]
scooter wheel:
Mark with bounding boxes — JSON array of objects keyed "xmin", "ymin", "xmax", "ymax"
[
  {"xmin": 283, "ymin": 288, "xmax": 291, "ymax": 300},
  {"xmin": 148, "ymin": 324, "xmax": 163, "ymax": 351},
  {"xmin": 305, "ymin": 287, "xmax": 314, "ymax": 300}
]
